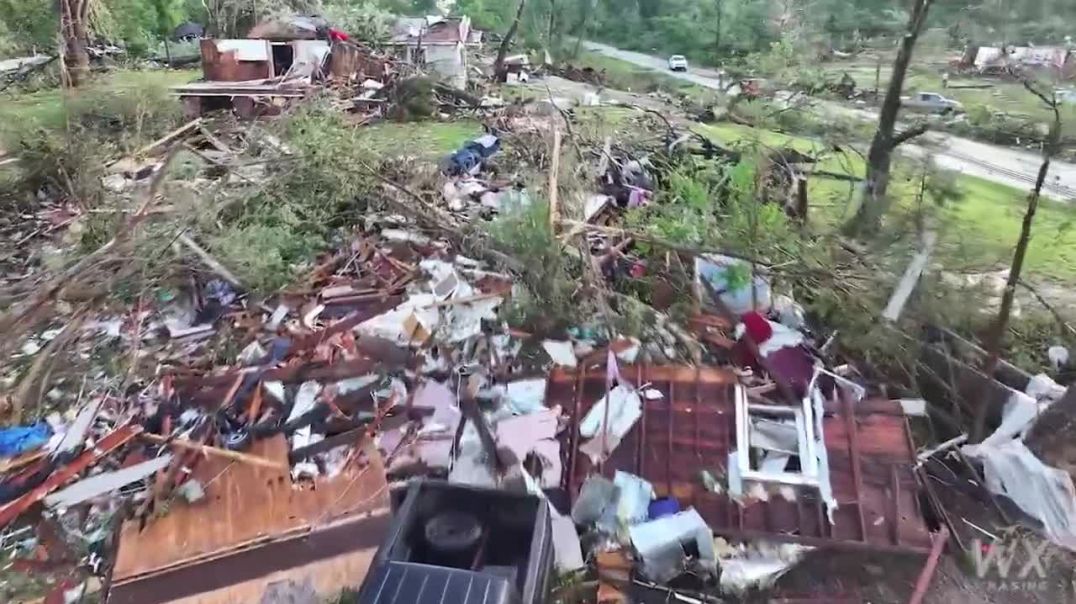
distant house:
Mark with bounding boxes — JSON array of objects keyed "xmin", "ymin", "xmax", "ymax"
[
  {"xmin": 388, "ymin": 16, "xmax": 479, "ymax": 88},
  {"xmin": 971, "ymin": 45, "xmax": 1076, "ymax": 80}
]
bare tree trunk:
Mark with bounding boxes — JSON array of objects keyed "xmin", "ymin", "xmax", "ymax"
[
  {"xmin": 495, "ymin": 0, "xmax": 529, "ymax": 80},
  {"xmin": 845, "ymin": 0, "xmax": 934, "ymax": 236},
  {"xmin": 714, "ymin": 0, "xmax": 723, "ymax": 55},
  {"xmin": 571, "ymin": 0, "xmax": 594, "ymax": 59},
  {"xmin": 972, "ymin": 95, "xmax": 1063, "ymax": 442},
  {"xmin": 548, "ymin": 0, "xmax": 557, "ymax": 44},
  {"xmin": 60, "ymin": 0, "xmax": 91, "ymax": 87}
]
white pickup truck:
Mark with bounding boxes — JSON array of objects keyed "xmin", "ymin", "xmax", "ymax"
[{"xmin": 901, "ymin": 92, "xmax": 965, "ymax": 115}]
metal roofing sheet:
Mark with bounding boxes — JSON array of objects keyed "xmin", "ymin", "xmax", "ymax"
[{"xmin": 549, "ymin": 364, "xmax": 934, "ymax": 554}]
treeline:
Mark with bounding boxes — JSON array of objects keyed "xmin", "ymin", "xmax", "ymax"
[
  {"xmin": 0, "ymin": 0, "xmax": 406, "ymax": 58},
  {"xmin": 2, "ymin": 0, "xmax": 1074, "ymax": 61}
]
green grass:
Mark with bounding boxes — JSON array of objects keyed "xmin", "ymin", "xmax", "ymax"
[
  {"xmin": 695, "ymin": 120, "xmax": 1076, "ymax": 281},
  {"xmin": 360, "ymin": 120, "xmax": 483, "ymax": 157},
  {"xmin": 942, "ymin": 175, "xmax": 1076, "ymax": 282},
  {"xmin": 0, "ymin": 68, "xmax": 198, "ymax": 140}
]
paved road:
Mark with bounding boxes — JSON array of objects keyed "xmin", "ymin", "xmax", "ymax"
[{"xmin": 582, "ymin": 41, "xmax": 1076, "ymax": 200}]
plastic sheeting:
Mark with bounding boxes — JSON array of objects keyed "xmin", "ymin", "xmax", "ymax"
[
  {"xmin": 578, "ymin": 384, "xmax": 642, "ymax": 464},
  {"xmin": 0, "ymin": 424, "xmax": 51, "ymax": 458},
  {"xmin": 963, "ymin": 373, "xmax": 1076, "ymax": 551},
  {"xmin": 964, "ymin": 439, "xmax": 1076, "ymax": 551}
]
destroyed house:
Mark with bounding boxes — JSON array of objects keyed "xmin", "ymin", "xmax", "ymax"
[
  {"xmin": 388, "ymin": 16, "xmax": 478, "ymax": 88},
  {"xmin": 970, "ymin": 45, "xmax": 1076, "ymax": 79},
  {"xmin": 174, "ymin": 37, "xmax": 391, "ymax": 117}
]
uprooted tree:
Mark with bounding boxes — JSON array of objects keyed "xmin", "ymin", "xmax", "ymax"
[{"xmin": 844, "ymin": 0, "xmax": 934, "ymax": 236}]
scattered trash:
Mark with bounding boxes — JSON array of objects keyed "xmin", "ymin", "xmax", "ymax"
[
  {"xmin": 578, "ymin": 383, "xmax": 642, "ymax": 463},
  {"xmin": 628, "ymin": 508, "xmax": 716, "ymax": 582}
]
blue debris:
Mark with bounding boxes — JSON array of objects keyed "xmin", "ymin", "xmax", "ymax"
[
  {"xmin": 205, "ymin": 279, "xmax": 237, "ymax": 306},
  {"xmin": 442, "ymin": 134, "xmax": 501, "ymax": 176},
  {"xmin": 0, "ymin": 423, "xmax": 52, "ymax": 458},
  {"xmin": 647, "ymin": 496, "xmax": 680, "ymax": 520}
]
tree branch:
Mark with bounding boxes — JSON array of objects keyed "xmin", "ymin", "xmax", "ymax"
[{"xmin": 891, "ymin": 122, "xmax": 930, "ymax": 148}]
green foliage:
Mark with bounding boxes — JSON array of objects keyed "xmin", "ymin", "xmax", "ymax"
[
  {"xmin": 487, "ymin": 197, "xmax": 582, "ymax": 331},
  {"xmin": 8, "ymin": 82, "xmax": 181, "ymax": 204},
  {"xmin": 208, "ymin": 222, "xmax": 324, "ymax": 291},
  {"xmin": 946, "ymin": 104, "xmax": 1047, "ymax": 147},
  {"xmin": 95, "ymin": 0, "xmax": 188, "ymax": 55},
  {"xmin": 626, "ymin": 163, "xmax": 722, "ymax": 249},
  {"xmin": 320, "ymin": 1, "xmax": 394, "ymax": 43},
  {"xmin": 0, "ymin": 0, "xmax": 55, "ymax": 57},
  {"xmin": 199, "ymin": 102, "xmax": 378, "ymax": 291}
]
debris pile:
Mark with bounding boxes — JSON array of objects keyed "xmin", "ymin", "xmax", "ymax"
[
  {"xmin": 2, "ymin": 38, "xmax": 1075, "ymax": 604},
  {"xmin": 0, "ymin": 199, "xmax": 948, "ymax": 601}
]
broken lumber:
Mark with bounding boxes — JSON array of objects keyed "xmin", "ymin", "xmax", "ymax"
[
  {"xmin": 882, "ymin": 230, "xmax": 937, "ymax": 321},
  {"xmin": 177, "ymin": 232, "xmax": 243, "ymax": 288},
  {"xmin": 141, "ymin": 433, "xmax": 289, "ymax": 471},
  {"xmin": 0, "ymin": 425, "xmax": 143, "ymax": 529},
  {"xmin": 548, "ymin": 129, "xmax": 562, "ymax": 233},
  {"xmin": 908, "ymin": 527, "xmax": 950, "ymax": 604},
  {"xmin": 115, "ymin": 118, "xmax": 202, "ymax": 165}
]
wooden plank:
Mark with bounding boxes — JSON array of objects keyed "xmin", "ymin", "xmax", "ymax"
[
  {"xmin": 112, "ymin": 434, "xmax": 389, "ymax": 582},
  {"xmin": 841, "ymin": 391, "xmax": 869, "ymax": 543}
]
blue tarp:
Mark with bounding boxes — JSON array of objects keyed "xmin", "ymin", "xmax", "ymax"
[{"xmin": 0, "ymin": 423, "xmax": 51, "ymax": 458}]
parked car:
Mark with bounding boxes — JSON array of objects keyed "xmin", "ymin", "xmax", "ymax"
[
  {"xmin": 901, "ymin": 91, "xmax": 965, "ymax": 115},
  {"xmin": 668, "ymin": 55, "xmax": 688, "ymax": 72}
]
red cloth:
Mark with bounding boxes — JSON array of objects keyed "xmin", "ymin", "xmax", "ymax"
[
  {"xmin": 328, "ymin": 28, "xmax": 350, "ymax": 42},
  {"xmin": 737, "ymin": 312, "xmax": 814, "ymax": 399},
  {"xmin": 740, "ymin": 311, "xmax": 773, "ymax": 344}
]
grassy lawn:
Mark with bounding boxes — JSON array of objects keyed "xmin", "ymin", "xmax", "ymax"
[
  {"xmin": 695, "ymin": 120, "xmax": 1076, "ymax": 281},
  {"xmin": 361, "ymin": 120, "xmax": 483, "ymax": 157},
  {"xmin": 0, "ymin": 68, "xmax": 198, "ymax": 135}
]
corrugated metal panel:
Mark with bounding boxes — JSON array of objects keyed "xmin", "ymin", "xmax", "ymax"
[
  {"xmin": 199, "ymin": 39, "xmax": 272, "ymax": 82},
  {"xmin": 550, "ymin": 364, "xmax": 934, "ymax": 554}
]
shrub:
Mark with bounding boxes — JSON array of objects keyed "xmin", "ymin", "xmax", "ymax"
[
  {"xmin": 486, "ymin": 197, "xmax": 583, "ymax": 331},
  {"xmin": 8, "ymin": 83, "xmax": 181, "ymax": 204}
]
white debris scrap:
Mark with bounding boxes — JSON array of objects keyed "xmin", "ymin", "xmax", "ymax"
[
  {"xmin": 578, "ymin": 384, "xmax": 643, "ymax": 464},
  {"xmin": 628, "ymin": 508, "xmax": 716, "ymax": 583},
  {"xmin": 715, "ymin": 538, "xmax": 813, "ymax": 594},
  {"xmin": 542, "ymin": 340, "xmax": 578, "ymax": 368},
  {"xmin": 961, "ymin": 372, "xmax": 1076, "ymax": 551}
]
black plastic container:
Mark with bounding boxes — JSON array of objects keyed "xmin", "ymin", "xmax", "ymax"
[{"xmin": 358, "ymin": 480, "xmax": 554, "ymax": 604}]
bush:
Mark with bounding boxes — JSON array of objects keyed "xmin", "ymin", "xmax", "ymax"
[
  {"xmin": 9, "ymin": 83, "xmax": 182, "ymax": 204},
  {"xmin": 196, "ymin": 103, "xmax": 379, "ymax": 292},
  {"xmin": 945, "ymin": 105, "xmax": 1045, "ymax": 146},
  {"xmin": 486, "ymin": 197, "xmax": 582, "ymax": 331}
]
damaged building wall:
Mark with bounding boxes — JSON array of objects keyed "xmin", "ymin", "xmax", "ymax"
[
  {"xmin": 389, "ymin": 16, "xmax": 473, "ymax": 88},
  {"xmin": 200, "ymin": 39, "xmax": 273, "ymax": 81}
]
